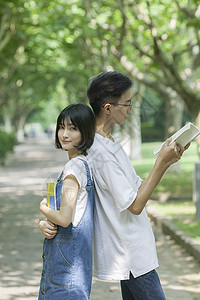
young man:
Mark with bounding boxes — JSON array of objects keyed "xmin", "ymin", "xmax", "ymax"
[{"xmin": 40, "ymin": 71, "xmax": 189, "ymax": 299}]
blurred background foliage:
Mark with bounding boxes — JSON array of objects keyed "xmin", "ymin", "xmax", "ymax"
[
  {"xmin": 1, "ymin": 0, "xmax": 200, "ymax": 226},
  {"xmin": 0, "ymin": 0, "xmax": 200, "ymax": 161}
]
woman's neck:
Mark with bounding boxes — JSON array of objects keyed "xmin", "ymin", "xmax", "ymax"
[{"xmin": 68, "ymin": 150, "xmax": 83, "ymax": 160}]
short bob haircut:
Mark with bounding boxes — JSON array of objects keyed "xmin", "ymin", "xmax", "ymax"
[
  {"xmin": 55, "ymin": 104, "xmax": 96, "ymax": 156},
  {"xmin": 87, "ymin": 71, "xmax": 133, "ymax": 116}
]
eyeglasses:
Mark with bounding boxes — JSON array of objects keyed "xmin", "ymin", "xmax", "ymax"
[{"xmin": 109, "ymin": 100, "xmax": 132, "ymax": 107}]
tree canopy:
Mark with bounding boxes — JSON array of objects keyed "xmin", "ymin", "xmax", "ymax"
[{"xmin": 1, "ymin": 0, "xmax": 200, "ymax": 136}]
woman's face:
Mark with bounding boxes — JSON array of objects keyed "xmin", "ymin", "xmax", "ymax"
[{"xmin": 58, "ymin": 118, "xmax": 82, "ymax": 158}]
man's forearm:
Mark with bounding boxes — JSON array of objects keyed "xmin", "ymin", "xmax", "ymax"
[
  {"xmin": 128, "ymin": 138, "xmax": 185, "ymax": 215},
  {"xmin": 128, "ymin": 161, "xmax": 168, "ymax": 215}
]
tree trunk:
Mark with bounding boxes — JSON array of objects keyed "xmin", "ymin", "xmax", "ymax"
[
  {"xmin": 123, "ymin": 84, "xmax": 144, "ymax": 160},
  {"xmin": 115, "ymin": 84, "xmax": 143, "ymax": 160},
  {"xmin": 127, "ymin": 93, "xmax": 142, "ymax": 161},
  {"xmin": 15, "ymin": 115, "xmax": 27, "ymax": 142},
  {"xmin": 193, "ymin": 162, "xmax": 200, "ymax": 220},
  {"xmin": 193, "ymin": 114, "xmax": 200, "ymax": 219},
  {"xmin": 165, "ymin": 96, "xmax": 184, "ymax": 138},
  {"xmin": 2, "ymin": 113, "xmax": 12, "ymax": 133},
  {"xmin": 165, "ymin": 95, "xmax": 184, "ymax": 173},
  {"xmin": 195, "ymin": 111, "xmax": 200, "ymax": 158}
]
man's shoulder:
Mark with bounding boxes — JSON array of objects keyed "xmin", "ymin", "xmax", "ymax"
[
  {"xmin": 90, "ymin": 134, "xmax": 114, "ymax": 154},
  {"xmin": 87, "ymin": 135, "xmax": 116, "ymax": 164}
]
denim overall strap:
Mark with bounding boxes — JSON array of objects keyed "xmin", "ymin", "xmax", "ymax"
[
  {"xmin": 57, "ymin": 170, "xmax": 63, "ymax": 182},
  {"xmin": 55, "ymin": 170, "xmax": 63, "ymax": 210},
  {"xmin": 78, "ymin": 158, "xmax": 93, "ymax": 192}
]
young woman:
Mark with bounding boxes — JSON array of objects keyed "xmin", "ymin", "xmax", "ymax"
[{"xmin": 38, "ymin": 104, "xmax": 95, "ymax": 300}]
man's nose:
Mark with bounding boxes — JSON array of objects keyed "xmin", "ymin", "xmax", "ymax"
[{"xmin": 128, "ymin": 106, "xmax": 132, "ymax": 113}]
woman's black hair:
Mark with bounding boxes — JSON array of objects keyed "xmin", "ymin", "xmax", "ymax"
[
  {"xmin": 55, "ymin": 104, "xmax": 96, "ymax": 155},
  {"xmin": 87, "ymin": 71, "xmax": 133, "ymax": 116}
]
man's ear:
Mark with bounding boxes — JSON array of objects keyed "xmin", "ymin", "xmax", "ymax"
[{"xmin": 102, "ymin": 103, "xmax": 112, "ymax": 115}]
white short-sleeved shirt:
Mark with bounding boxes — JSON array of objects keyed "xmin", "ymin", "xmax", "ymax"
[
  {"xmin": 88, "ymin": 133, "xmax": 158, "ymax": 280},
  {"xmin": 61, "ymin": 155, "xmax": 89, "ymax": 227}
]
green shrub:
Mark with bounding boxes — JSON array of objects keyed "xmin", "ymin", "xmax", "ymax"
[{"xmin": 0, "ymin": 131, "xmax": 17, "ymax": 164}]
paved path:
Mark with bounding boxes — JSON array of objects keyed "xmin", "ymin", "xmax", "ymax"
[{"xmin": 0, "ymin": 140, "xmax": 199, "ymax": 300}]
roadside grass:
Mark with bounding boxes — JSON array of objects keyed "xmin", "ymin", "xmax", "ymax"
[
  {"xmin": 132, "ymin": 141, "xmax": 200, "ymax": 243},
  {"xmin": 133, "ymin": 141, "xmax": 199, "ymax": 195},
  {"xmin": 154, "ymin": 201, "xmax": 200, "ymax": 243},
  {"xmin": 174, "ymin": 218, "xmax": 200, "ymax": 243}
]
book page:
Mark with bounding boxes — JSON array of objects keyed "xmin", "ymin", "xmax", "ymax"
[{"xmin": 153, "ymin": 122, "xmax": 200, "ymax": 156}]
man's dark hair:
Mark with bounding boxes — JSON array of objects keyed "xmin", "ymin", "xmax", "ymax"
[
  {"xmin": 87, "ymin": 71, "xmax": 133, "ymax": 116},
  {"xmin": 55, "ymin": 104, "xmax": 96, "ymax": 155}
]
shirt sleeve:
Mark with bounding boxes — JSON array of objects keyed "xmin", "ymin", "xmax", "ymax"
[
  {"xmin": 62, "ymin": 158, "xmax": 86, "ymax": 188},
  {"xmin": 96, "ymin": 152, "xmax": 142, "ymax": 212}
]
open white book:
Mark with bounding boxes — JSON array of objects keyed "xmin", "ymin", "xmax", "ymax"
[{"xmin": 153, "ymin": 122, "xmax": 200, "ymax": 156}]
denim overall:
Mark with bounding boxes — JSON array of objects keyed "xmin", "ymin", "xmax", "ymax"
[{"xmin": 39, "ymin": 159, "xmax": 94, "ymax": 300}]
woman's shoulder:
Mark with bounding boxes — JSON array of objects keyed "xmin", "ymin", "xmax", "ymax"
[
  {"xmin": 61, "ymin": 156, "xmax": 89, "ymax": 188},
  {"xmin": 62, "ymin": 156, "xmax": 88, "ymax": 180}
]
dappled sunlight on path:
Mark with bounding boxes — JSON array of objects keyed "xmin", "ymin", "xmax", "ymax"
[
  {"xmin": 0, "ymin": 140, "xmax": 67, "ymax": 300},
  {"xmin": 155, "ymin": 229, "xmax": 200, "ymax": 299}
]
